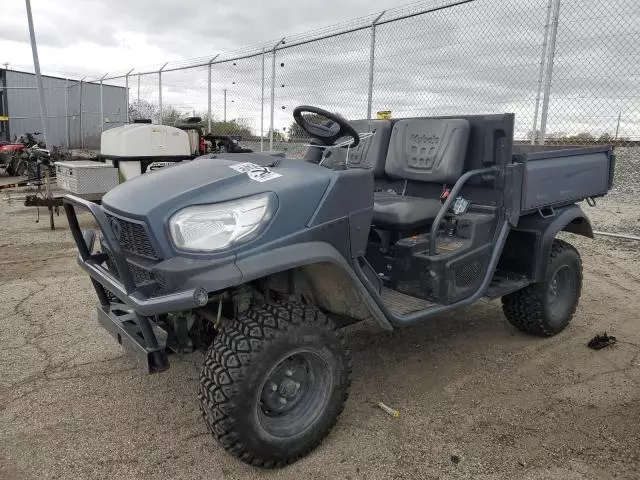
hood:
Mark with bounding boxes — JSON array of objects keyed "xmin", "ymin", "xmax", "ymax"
[
  {"xmin": 103, "ymin": 156, "xmax": 246, "ymax": 217},
  {"xmin": 101, "ymin": 154, "xmax": 334, "ymax": 241}
]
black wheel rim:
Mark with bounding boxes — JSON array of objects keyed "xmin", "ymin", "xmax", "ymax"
[
  {"xmin": 257, "ymin": 349, "xmax": 332, "ymax": 438},
  {"xmin": 547, "ymin": 264, "xmax": 577, "ymax": 321}
]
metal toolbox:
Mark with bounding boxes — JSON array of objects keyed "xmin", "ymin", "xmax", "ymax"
[{"xmin": 55, "ymin": 161, "xmax": 119, "ymax": 195}]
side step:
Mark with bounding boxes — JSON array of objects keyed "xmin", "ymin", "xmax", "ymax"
[
  {"xmin": 381, "ymin": 287, "xmax": 435, "ymax": 316},
  {"xmin": 381, "ymin": 271, "xmax": 530, "ymax": 316},
  {"xmin": 484, "ymin": 271, "xmax": 530, "ymax": 299}
]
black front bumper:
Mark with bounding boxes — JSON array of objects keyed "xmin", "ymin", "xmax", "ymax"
[
  {"xmin": 97, "ymin": 305, "xmax": 169, "ymax": 372},
  {"xmin": 63, "ymin": 194, "xmax": 205, "ymax": 373}
]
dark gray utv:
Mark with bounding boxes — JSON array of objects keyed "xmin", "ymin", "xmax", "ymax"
[{"xmin": 64, "ymin": 106, "xmax": 614, "ymax": 467}]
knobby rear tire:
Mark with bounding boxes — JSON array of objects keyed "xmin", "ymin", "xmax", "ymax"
[{"xmin": 502, "ymin": 239, "xmax": 582, "ymax": 337}]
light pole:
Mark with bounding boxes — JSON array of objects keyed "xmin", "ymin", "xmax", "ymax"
[{"xmin": 25, "ymin": 0, "xmax": 48, "ymax": 146}]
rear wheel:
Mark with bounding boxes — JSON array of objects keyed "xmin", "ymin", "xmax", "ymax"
[
  {"xmin": 6, "ymin": 158, "xmax": 16, "ymax": 176},
  {"xmin": 198, "ymin": 302, "xmax": 351, "ymax": 467},
  {"xmin": 502, "ymin": 239, "xmax": 582, "ymax": 337}
]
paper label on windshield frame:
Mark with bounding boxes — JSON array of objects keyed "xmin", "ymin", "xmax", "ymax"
[{"xmin": 230, "ymin": 162, "xmax": 282, "ymax": 182}]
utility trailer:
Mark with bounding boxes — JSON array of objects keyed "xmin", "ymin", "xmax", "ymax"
[{"xmin": 64, "ymin": 107, "xmax": 614, "ymax": 468}]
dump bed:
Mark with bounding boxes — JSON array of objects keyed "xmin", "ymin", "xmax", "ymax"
[{"xmin": 512, "ymin": 145, "xmax": 614, "ymax": 213}]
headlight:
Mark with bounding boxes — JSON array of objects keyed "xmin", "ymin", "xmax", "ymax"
[{"xmin": 169, "ymin": 193, "xmax": 276, "ymax": 252}]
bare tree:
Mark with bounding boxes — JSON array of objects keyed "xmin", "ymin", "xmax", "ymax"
[{"xmin": 128, "ymin": 99, "xmax": 158, "ymax": 121}]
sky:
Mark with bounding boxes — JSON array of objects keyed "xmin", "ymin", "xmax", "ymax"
[
  {"xmin": 1, "ymin": 0, "xmax": 639, "ymax": 139},
  {"xmin": 0, "ymin": 0, "xmax": 396, "ymax": 78}
]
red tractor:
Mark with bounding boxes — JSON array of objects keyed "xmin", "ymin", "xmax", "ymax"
[{"xmin": 0, "ymin": 132, "xmax": 45, "ymax": 176}]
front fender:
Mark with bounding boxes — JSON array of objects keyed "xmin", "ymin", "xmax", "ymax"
[
  {"xmin": 515, "ymin": 204, "xmax": 593, "ymax": 282},
  {"xmin": 234, "ymin": 241, "xmax": 393, "ymax": 330}
]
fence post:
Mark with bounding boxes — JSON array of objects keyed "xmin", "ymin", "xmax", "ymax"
[
  {"xmin": 158, "ymin": 62, "xmax": 168, "ymax": 125},
  {"xmin": 64, "ymin": 78, "xmax": 69, "ymax": 149},
  {"xmin": 223, "ymin": 89, "xmax": 227, "ymax": 122},
  {"xmin": 125, "ymin": 68, "xmax": 134, "ymax": 124},
  {"xmin": 539, "ymin": 0, "xmax": 562, "ymax": 145},
  {"xmin": 261, "ymin": 48, "xmax": 265, "ymax": 152},
  {"xmin": 207, "ymin": 55, "xmax": 218, "ymax": 133},
  {"xmin": 79, "ymin": 77, "xmax": 84, "ymax": 149},
  {"xmin": 137, "ymin": 73, "xmax": 140, "ymax": 103},
  {"xmin": 531, "ymin": 0, "xmax": 553, "ymax": 145},
  {"xmin": 99, "ymin": 73, "xmax": 108, "ymax": 132},
  {"xmin": 367, "ymin": 11, "xmax": 386, "ymax": 120},
  {"xmin": 270, "ymin": 38, "xmax": 285, "ymax": 151}
]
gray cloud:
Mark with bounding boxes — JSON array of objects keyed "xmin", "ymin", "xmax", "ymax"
[
  {"xmin": 0, "ymin": 4, "xmax": 118, "ymax": 49},
  {"xmin": 97, "ymin": 0, "xmax": 387, "ymax": 54},
  {"xmin": 2, "ymin": 0, "xmax": 638, "ymax": 140},
  {"xmin": 1, "ymin": 0, "xmax": 393, "ymax": 62}
]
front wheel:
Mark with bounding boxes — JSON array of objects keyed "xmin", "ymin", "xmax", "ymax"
[
  {"xmin": 14, "ymin": 160, "xmax": 27, "ymax": 177},
  {"xmin": 502, "ymin": 239, "xmax": 582, "ymax": 337},
  {"xmin": 198, "ymin": 302, "xmax": 351, "ymax": 468}
]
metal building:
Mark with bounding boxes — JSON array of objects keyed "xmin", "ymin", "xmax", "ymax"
[{"xmin": 0, "ymin": 69, "xmax": 127, "ymax": 149}]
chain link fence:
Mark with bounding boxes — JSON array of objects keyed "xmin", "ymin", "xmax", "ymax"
[
  {"xmin": 544, "ymin": 0, "xmax": 640, "ymax": 144},
  {"xmin": 374, "ymin": 0, "xmax": 550, "ymax": 136},
  {"xmin": 55, "ymin": 0, "xmax": 639, "ymax": 150}
]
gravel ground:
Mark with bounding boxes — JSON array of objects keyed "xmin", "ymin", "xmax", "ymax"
[
  {"xmin": 607, "ymin": 147, "xmax": 640, "ymax": 203},
  {"xmin": 1, "ymin": 148, "xmax": 639, "ymax": 480}
]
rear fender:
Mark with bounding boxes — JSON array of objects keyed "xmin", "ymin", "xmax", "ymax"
[
  {"xmin": 514, "ymin": 204, "xmax": 592, "ymax": 282},
  {"xmin": 234, "ymin": 241, "xmax": 393, "ymax": 330}
]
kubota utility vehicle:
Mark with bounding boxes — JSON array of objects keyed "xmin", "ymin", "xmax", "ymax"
[{"xmin": 64, "ymin": 106, "xmax": 614, "ymax": 467}]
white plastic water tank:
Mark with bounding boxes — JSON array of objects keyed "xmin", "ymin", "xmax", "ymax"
[
  {"xmin": 99, "ymin": 124, "xmax": 192, "ymax": 182},
  {"xmin": 100, "ymin": 124, "xmax": 191, "ymax": 158}
]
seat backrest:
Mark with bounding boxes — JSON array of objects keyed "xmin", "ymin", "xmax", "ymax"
[
  {"xmin": 384, "ymin": 118, "xmax": 470, "ymax": 184},
  {"xmin": 329, "ymin": 119, "xmax": 391, "ymax": 177}
]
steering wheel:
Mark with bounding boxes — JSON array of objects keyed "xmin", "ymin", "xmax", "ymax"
[{"xmin": 293, "ymin": 106, "xmax": 360, "ymax": 148}]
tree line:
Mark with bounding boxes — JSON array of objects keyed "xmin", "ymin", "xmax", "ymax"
[{"xmin": 526, "ymin": 130, "xmax": 629, "ymax": 144}]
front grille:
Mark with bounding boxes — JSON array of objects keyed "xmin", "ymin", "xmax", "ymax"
[
  {"xmin": 104, "ymin": 248, "xmax": 166, "ymax": 297},
  {"xmin": 130, "ymin": 263, "xmax": 153, "ymax": 285},
  {"xmin": 105, "ymin": 213, "xmax": 159, "ymax": 260}
]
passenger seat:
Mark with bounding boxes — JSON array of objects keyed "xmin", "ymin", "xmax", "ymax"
[
  {"xmin": 372, "ymin": 118, "xmax": 471, "ymax": 229},
  {"xmin": 326, "ymin": 119, "xmax": 392, "ymax": 175}
]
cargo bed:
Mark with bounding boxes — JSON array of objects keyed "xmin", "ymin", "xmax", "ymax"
[{"xmin": 512, "ymin": 145, "xmax": 614, "ymax": 213}]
